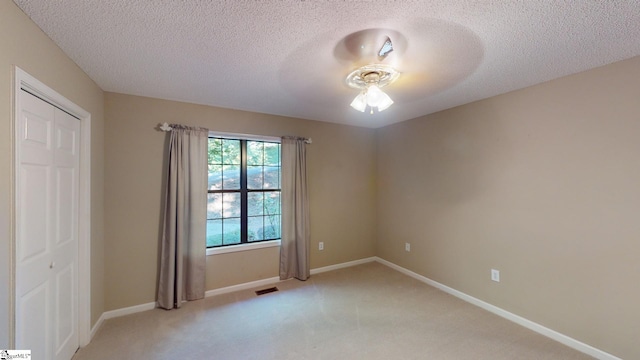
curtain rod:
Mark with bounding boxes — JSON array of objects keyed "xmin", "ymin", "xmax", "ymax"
[
  {"xmin": 159, "ymin": 122, "xmax": 312, "ymax": 144},
  {"xmin": 282, "ymin": 135, "xmax": 312, "ymax": 144}
]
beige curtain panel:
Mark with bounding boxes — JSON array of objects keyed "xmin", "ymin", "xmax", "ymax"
[
  {"xmin": 279, "ymin": 137, "xmax": 310, "ymax": 280},
  {"xmin": 157, "ymin": 124, "xmax": 209, "ymax": 309}
]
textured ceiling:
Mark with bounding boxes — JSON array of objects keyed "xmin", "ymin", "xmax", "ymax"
[{"xmin": 13, "ymin": 0, "xmax": 640, "ymax": 128}]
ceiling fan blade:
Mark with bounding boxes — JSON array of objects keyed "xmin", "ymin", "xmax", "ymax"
[{"xmin": 378, "ymin": 36, "xmax": 394, "ymax": 59}]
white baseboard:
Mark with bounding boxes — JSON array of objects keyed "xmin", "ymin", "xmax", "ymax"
[
  {"xmin": 89, "ymin": 256, "xmax": 618, "ymax": 360},
  {"xmin": 203, "ymin": 256, "xmax": 377, "ymax": 297},
  {"xmin": 89, "ymin": 302, "xmax": 156, "ymax": 341},
  {"xmin": 205, "ymin": 276, "xmax": 281, "ymax": 298},
  {"xmin": 90, "ymin": 313, "xmax": 105, "ymax": 340},
  {"xmin": 101, "ymin": 301, "xmax": 157, "ymax": 321},
  {"xmin": 374, "ymin": 257, "xmax": 621, "ymax": 360},
  {"xmin": 89, "ymin": 257, "xmax": 376, "ymax": 339},
  {"xmin": 310, "ymin": 256, "xmax": 376, "ymax": 275}
]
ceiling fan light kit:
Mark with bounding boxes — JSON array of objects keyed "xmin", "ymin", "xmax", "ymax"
[{"xmin": 346, "ymin": 64, "xmax": 399, "ymax": 114}]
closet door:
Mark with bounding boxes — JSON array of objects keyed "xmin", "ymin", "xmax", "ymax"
[{"xmin": 16, "ymin": 90, "xmax": 80, "ymax": 360}]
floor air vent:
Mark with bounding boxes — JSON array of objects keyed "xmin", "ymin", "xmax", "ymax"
[{"xmin": 255, "ymin": 287, "xmax": 279, "ymax": 296}]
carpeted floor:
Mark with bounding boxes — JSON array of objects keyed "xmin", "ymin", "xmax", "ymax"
[{"xmin": 74, "ymin": 262, "xmax": 593, "ymax": 359}]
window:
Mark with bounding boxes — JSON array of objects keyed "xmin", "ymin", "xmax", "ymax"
[{"xmin": 207, "ymin": 137, "xmax": 281, "ymax": 248}]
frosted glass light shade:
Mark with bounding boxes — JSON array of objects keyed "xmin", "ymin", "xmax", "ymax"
[
  {"xmin": 350, "ymin": 92, "xmax": 367, "ymax": 112},
  {"xmin": 346, "ymin": 64, "xmax": 399, "ymax": 114},
  {"xmin": 365, "ymin": 85, "xmax": 384, "ymax": 107},
  {"xmin": 376, "ymin": 91, "xmax": 394, "ymax": 111},
  {"xmin": 349, "ymin": 85, "xmax": 394, "ymax": 113}
]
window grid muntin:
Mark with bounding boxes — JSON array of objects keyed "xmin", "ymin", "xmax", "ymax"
[{"xmin": 207, "ymin": 137, "xmax": 281, "ymax": 248}]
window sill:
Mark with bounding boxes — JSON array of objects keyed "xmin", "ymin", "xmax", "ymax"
[{"xmin": 206, "ymin": 240, "xmax": 281, "ymax": 256}]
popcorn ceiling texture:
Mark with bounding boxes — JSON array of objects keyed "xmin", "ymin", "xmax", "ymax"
[{"xmin": 14, "ymin": 0, "xmax": 640, "ymax": 128}]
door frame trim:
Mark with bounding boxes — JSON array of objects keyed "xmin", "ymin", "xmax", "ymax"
[{"xmin": 12, "ymin": 67, "xmax": 92, "ymax": 348}]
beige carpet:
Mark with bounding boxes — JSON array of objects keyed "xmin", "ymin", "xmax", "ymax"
[{"xmin": 74, "ymin": 262, "xmax": 593, "ymax": 359}]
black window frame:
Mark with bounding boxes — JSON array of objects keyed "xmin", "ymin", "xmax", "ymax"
[{"xmin": 207, "ymin": 136, "xmax": 281, "ymax": 248}]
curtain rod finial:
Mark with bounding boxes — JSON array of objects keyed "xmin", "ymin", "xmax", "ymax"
[{"xmin": 159, "ymin": 122, "xmax": 172, "ymax": 132}]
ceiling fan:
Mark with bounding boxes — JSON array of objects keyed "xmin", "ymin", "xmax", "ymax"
[{"xmin": 345, "ymin": 36, "xmax": 400, "ymax": 114}]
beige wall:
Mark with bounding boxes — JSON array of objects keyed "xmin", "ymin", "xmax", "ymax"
[
  {"xmin": 0, "ymin": 1, "xmax": 105, "ymax": 346},
  {"xmin": 376, "ymin": 56, "xmax": 640, "ymax": 359},
  {"xmin": 104, "ymin": 92, "xmax": 376, "ymax": 311},
  {"xmin": 6, "ymin": 0, "xmax": 635, "ymax": 356}
]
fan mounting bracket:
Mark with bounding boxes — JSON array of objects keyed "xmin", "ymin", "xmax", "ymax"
[{"xmin": 346, "ymin": 64, "xmax": 400, "ymax": 90}]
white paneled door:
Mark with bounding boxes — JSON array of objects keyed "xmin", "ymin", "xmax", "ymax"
[{"xmin": 16, "ymin": 90, "xmax": 79, "ymax": 360}]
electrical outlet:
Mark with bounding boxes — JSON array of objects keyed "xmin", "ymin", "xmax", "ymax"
[
  {"xmin": 405, "ymin": 242, "xmax": 411, "ymax": 252},
  {"xmin": 319, "ymin": 242, "xmax": 324, "ymax": 251},
  {"xmin": 491, "ymin": 269, "xmax": 500, "ymax": 282}
]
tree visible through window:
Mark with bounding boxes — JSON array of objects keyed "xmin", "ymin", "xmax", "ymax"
[{"xmin": 207, "ymin": 137, "xmax": 281, "ymax": 247}]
